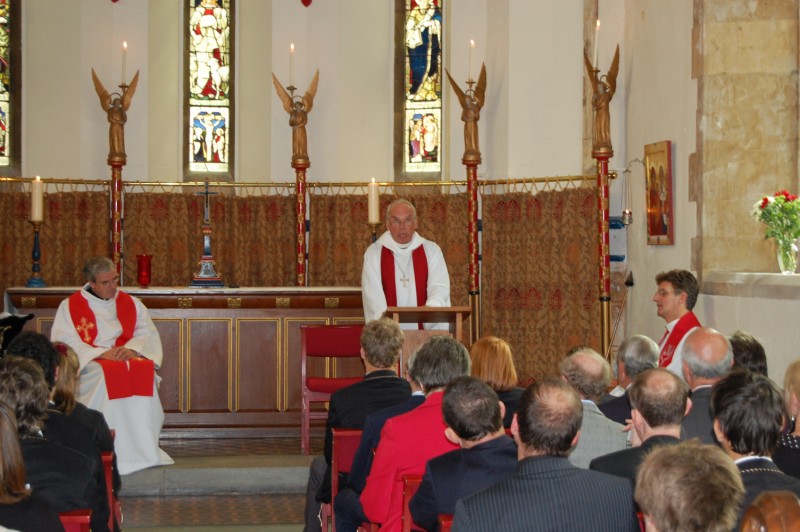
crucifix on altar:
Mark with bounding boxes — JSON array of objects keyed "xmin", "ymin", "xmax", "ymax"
[{"xmin": 189, "ymin": 180, "xmax": 225, "ymax": 287}]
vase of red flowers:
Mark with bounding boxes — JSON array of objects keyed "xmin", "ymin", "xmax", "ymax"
[{"xmin": 752, "ymin": 190, "xmax": 800, "ymax": 274}]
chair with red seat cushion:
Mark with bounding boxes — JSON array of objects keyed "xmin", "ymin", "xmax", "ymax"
[
  {"xmin": 301, "ymin": 324, "xmax": 364, "ymax": 454},
  {"xmin": 402, "ymin": 474, "xmax": 425, "ymax": 532},
  {"xmin": 320, "ymin": 427, "xmax": 363, "ymax": 532}
]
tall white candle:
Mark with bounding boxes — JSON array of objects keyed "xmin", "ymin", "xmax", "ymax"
[
  {"xmin": 290, "ymin": 43, "xmax": 295, "ymax": 87},
  {"xmin": 594, "ymin": 19, "xmax": 600, "ymax": 66},
  {"xmin": 122, "ymin": 41, "xmax": 128, "ymax": 85},
  {"xmin": 30, "ymin": 176, "xmax": 43, "ymax": 222},
  {"xmin": 368, "ymin": 178, "xmax": 380, "ymax": 224},
  {"xmin": 469, "ymin": 39, "xmax": 475, "ymax": 80}
]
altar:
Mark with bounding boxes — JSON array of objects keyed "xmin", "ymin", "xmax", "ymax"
[{"xmin": 6, "ymin": 286, "xmax": 365, "ymax": 438}]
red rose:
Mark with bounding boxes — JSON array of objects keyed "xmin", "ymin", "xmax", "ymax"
[{"xmin": 761, "ymin": 197, "xmax": 770, "ymax": 209}]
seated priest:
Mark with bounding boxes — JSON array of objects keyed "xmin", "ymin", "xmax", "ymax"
[{"xmin": 50, "ymin": 256, "xmax": 173, "ymax": 475}]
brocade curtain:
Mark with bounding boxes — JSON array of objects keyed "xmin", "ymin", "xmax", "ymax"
[{"xmin": 481, "ymin": 187, "xmax": 600, "ymax": 383}]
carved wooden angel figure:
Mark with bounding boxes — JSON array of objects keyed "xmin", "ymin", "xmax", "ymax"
[
  {"xmin": 446, "ymin": 63, "xmax": 487, "ymax": 161},
  {"xmin": 272, "ymin": 69, "xmax": 320, "ymax": 165},
  {"xmin": 584, "ymin": 45, "xmax": 619, "ymax": 151},
  {"xmin": 91, "ymin": 69, "xmax": 140, "ymax": 162}
]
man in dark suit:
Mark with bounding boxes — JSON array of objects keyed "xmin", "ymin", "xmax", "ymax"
[
  {"xmin": 599, "ymin": 334, "xmax": 658, "ymax": 425},
  {"xmin": 452, "ymin": 378, "xmax": 639, "ymax": 531},
  {"xmin": 590, "ymin": 368, "xmax": 688, "ymax": 485},
  {"xmin": 409, "ymin": 376, "xmax": 517, "ymax": 531},
  {"xmin": 711, "ymin": 369, "xmax": 800, "ymax": 526},
  {"xmin": 680, "ymin": 327, "xmax": 733, "ymax": 444},
  {"xmin": 304, "ymin": 317, "xmax": 411, "ymax": 532}
]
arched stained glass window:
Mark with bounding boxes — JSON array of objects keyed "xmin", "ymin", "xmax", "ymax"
[
  {"xmin": 0, "ymin": 0, "xmax": 20, "ymax": 174},
  {"xmin": 395, "ymin": 0, "xmax": 443, "ymax": 179},
  {"xmin": 185, "ymin": 0, "xmax": 234, "ymax": 179}
]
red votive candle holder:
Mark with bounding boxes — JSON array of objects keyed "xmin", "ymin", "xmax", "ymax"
[{"xmin": 137, "ymin": 254, "xmax": 152, "ymax": 288}]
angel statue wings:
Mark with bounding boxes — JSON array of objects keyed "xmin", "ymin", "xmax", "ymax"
[
  {"xmin": 445, "ymin": 63, "xmax": 487, "ymax": 161},
  {"xmin": 272, "ymin": 69, "xmax": 320, "ymax": 165},
  {"xmin": 584, "ymin": 45, "xmax": 620, "ymax": 151},
  {"xmin": 91, "ymin": 69, "xmax": 140, "ymax": 162}
]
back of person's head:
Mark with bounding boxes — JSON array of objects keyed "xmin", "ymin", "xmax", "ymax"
[
  {"xmin": 409, "ymin": 336, "xmax": 471, "ymax": 393},
  {"xmin": 469, "ymin": 336, "xmax": 518, "ymax": 392},
  {"xmin": 635, "ymin": 441, "xmax": 743, "ymax": 532},
  {"xmin": 0, "ymin": 402, "xmax": 30, "ymax": 504},
  {"xmin": 729, "ymin": 331, "xmax": 769, "ymax": 376},
  {"xmin": 655, "ymin": 269, "xmax": 699, "ymax": 310},
  {"xmin": 784, "ymin": 360, "xmax": 800, "ymax": 419},
  {"xmin": 628, "ymin": 368, "xmax": 689, "ymax": 428},
  {"xmin": 711, "ymin": 370, "xmax": 784, "ymax": 456},
  {"xmin": 559, "ymin": 347, "xmax": 610, "ymax": 402},
  {"xmin": 442, "ymin": 376, "xmax": 503, "ymax": 442},
  {"xmin": 616, "ymin": 334, "xmax": 658, "ymax": 379},
  {"xmin": 51, "ymin": 342, "xmax": 81, "ymax": 415},
  {"xmin": 360, "ymin": 318, "xmax": 404, "ymax": 369},
  {"xmin": 5, "ymin": 331, "xmax": 59, "ymax": 389},
  {"xmin": 516, "ymin": 377, "xmax": 582, "ymax": 456},
  {"xmin": 682, "ymin": 327, "xmax": 733, "ymax": 381},
  {"xmin": 0, "ymin": 357, "xmax": 49, "ymax": 438},
  {"xmin": 83, "ymin": 256, "xmax": 115, "ymax": 282}
]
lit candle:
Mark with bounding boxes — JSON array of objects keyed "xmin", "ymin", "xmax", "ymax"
[
  {"xmin": 290, "ymin": 43, "xmax": 295, "ymax": 87},
  {"xmin": 368, "ymin": 178, "xmax": 380, "ymax": 224},
  {"xmin": 593, "ymin": 19, "xmax": 600, "ymax": 66},
  {"xmin": 122, "ymin": 41, "xmax": 128, "ymax": 85},
  {"xmin": 469, "ymin": 39, "xmax": 475, "ymax": 80},
  {"xmin": 30, "ymin": 176, "xmax": 43, "ymax": 222}
]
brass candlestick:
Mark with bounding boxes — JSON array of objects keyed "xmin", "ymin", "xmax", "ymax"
[{"xmin": 368, "ymin": 222, "xmax": 380, "ymax": 243}]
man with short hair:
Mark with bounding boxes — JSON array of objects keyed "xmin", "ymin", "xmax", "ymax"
[
  {"xmin": 452, "ymin": 378, "xmax": 639, "ymax": 531},
  {"xmin": 304, "ymin": 318, "xmax": 411, "ymax": 532},
  {"xmin": 359, "ymin": 336, "xmax": 471, "ymax": 531},
  {"xmin": 635, "ymin": 441, "xmax": 743, "ymax": 532},
  {"xmin": 590, "ymin": 368, "xmax": 689, "ymax": 484},
  {"xmin": 652, "ymin": 269, "xmax": 701, "ymax": 376},
  {"xmin": 600, "ymin": 335, "xmax": 659, "ymax": 424},
  {"xmin": 361, "ymin": 198, "xmax": 450, "ymax": 329},
  {"xmin": 681, "ymin": 327, "xmax": 733, "ymax": 444},
  {"xmin": 559, "ymin": 348, "xmax": 626, "ymax": 467},
  {"xmin": 711, "ymin": 370, "xmax": 800, "ymax": 525},
  {"xmin": 408, "ymin": 376, "xmax": 517, "ymax": 531}
]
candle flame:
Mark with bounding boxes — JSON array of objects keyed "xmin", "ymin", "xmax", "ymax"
[
  {"xmin": 290, "ymin": 43, "xmax": 295, "ymax": 52},
  {"xmin": 470, "ymin": 39, "xmax": 475, "ymax": 48},
  {"xmin": 35, "ymin": 175, "xmax": 41, "ymax": 182},
  {"xmin": 371, "ymin": 177, "xmax": 376, "ymax": 183},
  {"xmin": 596, "ymin": 19, "xmax": 600, "ymax": 30},
  {"xmin": 123, "ymin": 41, "xmax": 128, "ymax": 50}
]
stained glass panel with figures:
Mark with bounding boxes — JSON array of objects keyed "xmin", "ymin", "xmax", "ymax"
[{"xmin": 0, "ymin": 0, "xmax": 20, "ymax": 171}]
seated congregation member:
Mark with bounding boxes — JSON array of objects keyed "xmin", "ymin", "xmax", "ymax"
[
  {"xmin": 53, "ymin": 341, "xmax": 121, "ymax": 495},
  {"xmin": 635, "ymin": 441, "xmax": 743, "ymax": 532},
  {"xmin": 359, "ymin": 336, "xmax": 471, "ymax": 531},
  {"xmin": 452, "ymin": 378, "xmax": 639, "ymax": 531},
  {"xmin": 0, "ymin": 357, "xmax": 108, "ymax": 532},
  {"xmin": 774, "ymin": 359, "xmax": 800, "ymax": 478},
  {"xmin": 469, "ymin": 336, "xmax": 523, "ymax": 428},
  {"xmin": 50, "ymin": 256, "xmax": 172, "ymax": 475},
  {"xmin": 559, "ymin": 347, "xmax": 626, "ymax": 467},
  {"xmin": 680, "ymin": 326, "xmax": 733, "ymax": 444},
  {"xmin": 599, "ymin": 334, "xmax": 658, "ymax": 425},
  {"xmin": 710, "ymin": 369, "xmax": 800, "ymax": 526},
  {"xmin": 0, "ymin": 403, "xmax": 63, "ymax": 532},
  {"xmin": 304, "ymin": 317, "xmax": 411, "ymax": 532},
  {"xmin": 729, "ymin": 330, "xmax": 769, "ymax": 376},
  {"xmin": 590, "ymin": 368, "xmax": 688, "ymax": 486},
  {"xmin": 409, "ymin": 376, "xmax": 517, "ymax": 531}
]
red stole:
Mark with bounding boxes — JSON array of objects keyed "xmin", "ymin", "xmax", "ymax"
[
  {"xmin": 68, "ymin": 291, "xmax": 154, "ymax": 400},
  {"xmin": 658, "ymin": 311, "xmax": 701, "ymax": 368},
  {"xmin": 380, "ymin": 245, "xmax": 428, "ymax": 329}
]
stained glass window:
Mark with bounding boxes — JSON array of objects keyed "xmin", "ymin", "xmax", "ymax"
[
  {"xmin": 186, "ymin": 0, "xmax": 234, "ymax": 177},
  {"xmin": 401, "ymin": 0, "xmax": 443, "ymax": 176},
  {"xmin": 0, "ymin": 0, "xmax": 20, "ymax": 171}
]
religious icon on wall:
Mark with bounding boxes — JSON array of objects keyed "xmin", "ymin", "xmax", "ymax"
[
  {"xmin": 189, "ymin": 108, "xmax": 229, "ymax": 173},
  {"xmin": 644, "ymin": 140, "xmax": 674, "ymax": 245}
]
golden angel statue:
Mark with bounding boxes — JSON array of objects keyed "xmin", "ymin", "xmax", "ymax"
[
  {"xmin": 272, "ymin": 69, "xmax": 320, "ymax": 164},
  {"xmin": 445, "ymin": 63, "xmax": 487, "ymax": 161},
  {"xmin": 584, "ymin": 45, "xmax": 620, "ymax": 151},
  {"xmin": 91, "ymin": 69, "xmax": 140, "ymax": 162}
]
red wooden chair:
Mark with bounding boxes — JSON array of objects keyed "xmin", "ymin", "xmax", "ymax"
[
  {"xmin": 402, "ymin": 474, "xmax": 425, "ymax": 532},
  {"xmin": 741, "ymin": 490, "xmax": 800, "ymax": 531},
  {"xmin": 320, "ymin": 427, "xmax": 363, "ymax": 532},
  {"xmin": 59, "ymin": 509, "xmax": 92, "ymax": 532},
  {"xmin": 301, "ymin": 324, "xmax": 364, "ymax": 454},
  {"xmin": 439, "ymin": 514, "xmax": 453, "ymax": 532}
]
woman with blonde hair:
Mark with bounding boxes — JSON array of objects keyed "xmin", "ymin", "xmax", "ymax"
[
  {"xmin": 774, "ymin": 359, "xmax": 800, "ymax": 478},
  {"xmin": 470, "ymin": 336, "xmax": 523, "ymax": 428}
]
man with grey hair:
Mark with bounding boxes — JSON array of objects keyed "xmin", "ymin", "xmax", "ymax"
[
  {"xmin": 600, "ymin": 335, "xmax": 659, "ymax": 424},
  {"xmin": 560, "ymin": 347, "xmax": 627, "ymax": 468},
  {"xmin": 361, "ymin": 198, "xmax": 450, "ymax": 329},
  {"xmin": 681, "ymin": 326, "xmax": 733, "ymax": 444}
]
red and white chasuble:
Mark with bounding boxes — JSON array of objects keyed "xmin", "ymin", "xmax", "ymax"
[{"xmin": 658, "ymin": 311, "xmax": 701, "ymax": 374}]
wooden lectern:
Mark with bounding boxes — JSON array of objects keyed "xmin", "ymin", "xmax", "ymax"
[{"xmin": 384, "ymin": 306, "xmax": 471, "ymax": 377}]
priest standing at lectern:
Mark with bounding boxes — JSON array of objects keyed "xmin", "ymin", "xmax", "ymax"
[
  {"xmin": 51, "ymin": 256, "xmax": 173, "ymax": 475},
  {"xmin": 361, "ymin": 199, "xmax": 451, "ymax": 329}
]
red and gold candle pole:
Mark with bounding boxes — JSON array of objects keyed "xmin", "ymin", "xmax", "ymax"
[{"xmin": 293, "ymin": 160, "xmax": 309, "ymax": 286}]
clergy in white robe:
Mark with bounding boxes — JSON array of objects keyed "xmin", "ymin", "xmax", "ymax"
[
  {"xmin": 361, "ymin": 199, "xmax": 450, "ymax": 329},
  {"xmin": 50, "ymin": 257, "xmax": 173, "ymax": 475}
]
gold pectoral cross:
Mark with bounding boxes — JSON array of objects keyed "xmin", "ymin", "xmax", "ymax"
[{"xmin": 399, "ymin": 273, "xmax": 410, "ymax": 288}]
